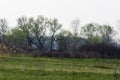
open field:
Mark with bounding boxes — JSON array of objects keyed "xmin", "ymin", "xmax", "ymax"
[{"xmin": 0, "ymin": 55, "xmax": 119, "ymax": 80}]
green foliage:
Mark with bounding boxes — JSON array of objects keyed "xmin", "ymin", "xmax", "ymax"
[
  {"xmin": 99, "ymin": 25, "xmax": 114, "ymax": 43},
  {"xmin": 81, "ymin": 23, "xmax": 114, "ymax": 44},
  {"xmin": 31, "ymin": 16, "xmax": 48, "ymax": 49},
  {"xmin": 0, "ymin": 16, "xmax": 116, "ymax": 54},
  {"xmin": 48, "ymin": 18, "xmax": 62, "ymax": 34},
  {"xmin": 0, "ymin": 18, "xmax": 8, "ymax": 41},
  {"xmin": 94, "ymin": 63, "xmax": 112, "ymax": 69},
  {"xmin": 56, "ymin": 29, "xmax": 73, "ymax": 51},
  {"xmin": 7, "ymin": 28, "xmax": 28, "ymax": 47},
  {"xmin": 17, "ymin": 16, "xmax": 34, "ymax": 38},
  {"xmin": 0, "ymin": 56, "xmax": 118, "ymax": 80},
  {"xmin": 16, "ymin": 16, "xmax": 63, "ymax": 50},
  {"xmin": 48, "ymin": 18, "xmax": 62, "ymax": 51},
  {"xmin": 58, "ymin": 29, "xmax": 73, "ymax": 37}
]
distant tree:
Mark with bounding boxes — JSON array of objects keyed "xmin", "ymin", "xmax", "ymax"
[
  {"xmin": 99, "ymin": 25, "xmax": 115, "ymax": 58},
  {"xmin": 80, "ymin": 23, "xmax": 101, "ymax": 44},
  {"xmin": 31, "ymin": 16, "xmax": 48, "ymax": 50},
  {"xmin": 17, "ymin": 16, "xmax": 34, "ymax": 52},
  {"xmin": 71, "ymin": 19, "xmax": 80, "ymax": 50},
  {"xmin": 8, "ymin": 28, "xmax": 28, "ymax": 48},
  {"xmin": 56, "ymin": 29, "xmax": 73, "ymax": 51},
  {"xmin": 0, "ymin": 18, "xmax": 8, "ymax": 42},
  {"xmin": 48, "ymin": 18, "xmax": 62, "ymax": 52},
  {"xmin": 81, "ymin": 23, "xmax": 114, "ymax": 44},
  {"xmin": 71, "ymin": 19, "xmax": 80, "ymax": 38},
  {"xmin": 98, "ymin": 25, "xmax": 115, "ymax": 44},
  {"xmin": 80, "ymin": 23, "xmax": 115, "ymax": 58}
]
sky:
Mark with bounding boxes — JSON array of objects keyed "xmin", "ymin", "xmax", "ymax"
[{"xmin": 0, "ymin": 0, "xmax": 120, "ymax": 30}]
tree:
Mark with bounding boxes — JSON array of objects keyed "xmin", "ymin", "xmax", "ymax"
[
  {"xmin": 71, "ymin": 19, "xmax": 80, "ymax": 50},
  {"xmin": 80, "ymin": 23, "xmax": 101, "ymax": 44},
  {"xmin": 81, "ymin": 23, "xmax": 115, "ymax": 44},
  {"xmin": 80, "ymin": 23, "xmax": 115, "ymax": 58},
  {"xmin": 9, "ymin": 28, "xmax": 28, "ymax": 48},
  {"xmin": 0, "ymin": 18, "xmax": 8, "ymax": 42},
  {"xmin": 17, "ymin": 16, "xmax": 34, "ymax": 52},
  {"xmin": 31, "ymin": 16, "xmax": 48, "ymax": 50},
  {"xmin": 71, "ymin": 19, "xmax": 80, "ymax": 38},
  {"xmin": 56, "ymin": 29, "xmax": 73, "ymax": 51},
  {"xmin": 48, "ymin": 18, "xmax": 62, "ymax": 52},
  {"xmin": 5, "ymin": 28, "xmax": 28, "ymax": 54},
  {"xmin": 99, "ymin": 25, "xmax": 115, "ymax": 58},
  {"xmin": 98, "ymin": 25, "xmax": 114, "ymax": 44}
]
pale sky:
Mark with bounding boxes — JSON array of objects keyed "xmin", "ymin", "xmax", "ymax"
[{"xmin": 0, "ymin": 0, "xmax": 120, "ymax": 29}]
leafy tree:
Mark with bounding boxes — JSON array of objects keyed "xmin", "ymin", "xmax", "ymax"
[
  {"xmin": 9, "ymin": 28, "xmax": 28, "ymax": 48},
  {"xmin": 56, "ymin": 29, "xmax": 73, "ymax": 51},
  {"xmin": 31, "ymin": 16, "xmax": 48, "ymax": 50},
  {"xmin": 98, "ymin": 25, "xmax": 114, "ymax": 43},
  {"xmin": 17, "ymin": 16, "xmax": 34, "ymax": 52},
  {"xmin": 81, "ymin": 23, "xmax": 103, "ymax": 44},
  {"xmin": 48, "ymin": 18, "xmax": 62, "ymax": 52},
  {"xmin": 0, "ymin": 18, "xmax": 8, "ymax": 42}
]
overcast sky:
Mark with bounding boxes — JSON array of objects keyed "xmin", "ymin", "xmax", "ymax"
[{"xmin": 0, "ymin": 0, "xmax": 120, "ymax": 29}]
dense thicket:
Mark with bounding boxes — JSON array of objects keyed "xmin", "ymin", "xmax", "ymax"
[{"xmin": 0, "ymin": 16, "xmax": 119, "ymax": 58}]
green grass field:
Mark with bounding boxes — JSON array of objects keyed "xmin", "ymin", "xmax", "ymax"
[{"xmin": 0, "ymin": 55, "xmax": 119, "ymax": 80}]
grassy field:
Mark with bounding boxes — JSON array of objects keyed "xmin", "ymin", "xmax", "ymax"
[{"xmin": 0, "ymin": 55, "xmax": 119, "ymax": 80}]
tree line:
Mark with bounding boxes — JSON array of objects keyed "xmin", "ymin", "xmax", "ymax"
[{"xmin": 0, "ymin": 15, "xmax": 119, "ymax": 58}]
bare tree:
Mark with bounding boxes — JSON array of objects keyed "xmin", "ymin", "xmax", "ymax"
[
  {"xmin": 71, "ymin": 19, "xmax": 80, "ymax": 38},
  {"xmin": 71, "ymin": 19, "xmax": 80, "ymax": 50}
]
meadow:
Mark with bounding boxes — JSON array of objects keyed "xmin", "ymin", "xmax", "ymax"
[{"xmin": 0, "ymin": 55, "xmax": 119, "ymax": 80}]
